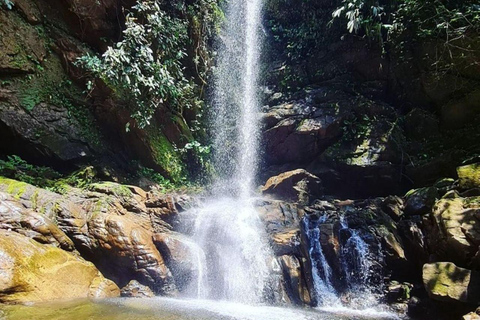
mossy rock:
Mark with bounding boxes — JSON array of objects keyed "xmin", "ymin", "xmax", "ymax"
[
  {"xmin": 0, "ymin": 230, "xmax": 120, "ymax": 303},
  {"xmin": 457, "ymin": 163, "xmax": 480, "ymax": 189},
  {"xmin": 87, "ymin": 182, "xmax": 133, "ymax": 198},
  {"xmin": 423, "ymin": 262, "xmax": 480, "ymax": 304}
]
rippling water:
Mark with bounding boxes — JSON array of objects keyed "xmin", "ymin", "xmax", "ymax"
[{"xmin": 0, "ymin": 297, "xmax": 401, "ymax": 320}]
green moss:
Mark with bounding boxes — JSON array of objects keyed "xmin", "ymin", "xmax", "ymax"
[
  {"xmin": 146, "ymin": 128, "xmax": 186, "ymax": 184},
  {"xmin": 88, "ymin": 182, "xmax": 132, "ymax": 198},
  {"xmin": 0, "ymin": 177, "xmax": 29, "ymax": 199},
  {"xmin": 31, "ymin": 190, "xmax": 39, "ymax": 210}
]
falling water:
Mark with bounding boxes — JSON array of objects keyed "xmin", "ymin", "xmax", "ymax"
[
  {"xmin": 302, "ymin": 216, "xmax": 340, "ymax": 307},
  {"xmin": 211, "ymin": 0, "xmax": 262, "ymax": 198},
  {"xmin": 303, "ymin": 214, "xmax": 386, "ymax": 311},
  {"xmin": 184, "ymin": 0, "xmax": 273, "ymax": 304}
]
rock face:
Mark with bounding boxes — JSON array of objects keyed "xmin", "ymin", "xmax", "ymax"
[
  {"xmin": 0, "ymin": 178, "xmax": 191, "ymax": 297},
  {"xmin": 0, "ymin": 0, "xmax": 199, "ymax": 179},
  {"xmin": 423, "ymin": 262, "xmax": 480, "ymax": 304},
  {"xmin": 0, "ymin": 230, "xmax": 119, "ymax": 303},
  {"xmin": 261, "ymin": 169, "xmax": 322, "ymax": 204}
]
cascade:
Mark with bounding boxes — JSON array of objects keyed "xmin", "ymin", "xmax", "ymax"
[
  {"xmin": 181, "ymin": 0, "xmax": 273, "ymax": 304},
  {"xmin": 303, "ymin": 213, "xmax": 386, "ymax": 311}
]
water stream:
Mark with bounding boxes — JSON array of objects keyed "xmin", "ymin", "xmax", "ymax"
[{"xmin": 187, "ymin": 0, "xmax": 273, "ymax": 304}]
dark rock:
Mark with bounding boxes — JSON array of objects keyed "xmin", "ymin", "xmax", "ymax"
[
  {"xmin": 404, "ymin": 187, "xmax": 438, "ymax": 216},
  {"xmin": 404, "ymin": 109, "xmax": 439, "ymax": 140}
]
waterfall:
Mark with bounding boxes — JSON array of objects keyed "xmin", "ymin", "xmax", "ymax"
[
  {"xmin": 183, "ymin": 0, "xmax": 273, "ymax": 304},
  {"xmin": 211, "ymin": 0, "xmax": 262, "ymax": 198},
  {"xmin": 302, "ymin": 216, "xmax": 340, "ymax": 307},
  {"xmin": 303, "ymin": 214, "xmax": 385, "ymax": 311}
]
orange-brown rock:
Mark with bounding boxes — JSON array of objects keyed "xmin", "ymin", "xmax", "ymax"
[
  {"xmin": 0, "ymin": 230, "xmax": 119, "ymax": 303},
  {"xmin": 261, "ymin": 169, "xmax": 322, "ymax": 204}
]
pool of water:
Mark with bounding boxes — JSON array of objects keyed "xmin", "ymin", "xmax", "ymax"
[{"xmin": 0, "ymin": 297, "xmax": 401, "ymax": 320}]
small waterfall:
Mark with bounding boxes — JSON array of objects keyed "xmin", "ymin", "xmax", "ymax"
[
  {"xmin": 303, "ymin": 214, "xmax": 384, "ymax": 310},
  {"xmin": 302, "ymin": 216, "xmax": 340, "ymax": 307}
]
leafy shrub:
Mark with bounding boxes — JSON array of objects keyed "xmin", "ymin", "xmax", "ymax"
[
  {"xmin": 78, "ymin": 0, "xmax": 193, "ymax": 128},
  {"xmin": 0, "ymin": 155, "xmax": 60, "ymax": 188}
]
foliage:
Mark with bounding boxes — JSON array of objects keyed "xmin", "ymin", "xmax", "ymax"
[
  {"xmin": 0, "ymin": 156, "xmax": 60, "ymax": 188},
  {"xmin": 331, "ymin": 0, "xmax": 480, "ymax": 66},
  {"xmin": 77, "ymin": 0, "xmax": 190, "ymax": 128},
  {"xmin": 390, "ymin": 0, "xmax": 480, "ymax": 77},
  {"xmin": 331, "ymin": 0, "xmax": 396, "ymax": 44},
  {"xmin": 0, "ymin": 156, "xmax": 101, "ymax": 194},
  {"xmin": 78, "ymin": 0, "xmax": 222, "ymax": 130},
  {"xmin": 137, "ymin": 165, "xmax": 175, "ymax": 190}
]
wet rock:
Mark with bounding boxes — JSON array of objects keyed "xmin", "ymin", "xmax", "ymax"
[
  {"xmin": 0, "ymin": 230, "xmax": 119, "ymax": 303},
  {"xmin": 458, "ymin": 163, "xmax": 480, "ymax": 189},
  {"xmin": 261, "ymin": 169, "xmax": 322, "ymax": 204},
  {"xmin": 279, "ymin": 255, "xmax": 311, "ymax": 305},
  {"xmin": 152, "ymin": 232, "xmax": 201, "ymax": 292},
  {"xmin": 121, "ymin": 280, "xmax": 155, "ymax": 298},
  {"xmin": 271, "ymin": 229, "xmax": 302, "ymax": 256},
  {"xmin": 87, "ymin": 212, "xmax": 176, "ymax": 294},
  {"xmin": 423, "ymin": 262, "xmax": 480, "ymax": 304},
  {"xmin": 256, "ymin": 199, "xmax": 303, "ymax": 233},
  {"xmin": 404, "ymin": 187, "xmax": 438, "ymax": 216}
]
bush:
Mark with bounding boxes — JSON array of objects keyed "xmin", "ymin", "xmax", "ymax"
[{"xmin": 78, "ymin": 0, "xmax": 194, "ymax": 128}]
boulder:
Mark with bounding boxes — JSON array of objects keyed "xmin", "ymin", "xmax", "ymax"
[
  {"xmin": 404, "ymin": 109, "xmax": 439, "ymax": 140},
  {"xmin": 261, "ymin": 169, "xmax": 322, "ymax": 204},
  {"xmin": 121, "ymin": 280, "xmax": 155, "ymax": 298},
  {"xmin": 0, "ymin": 230, "xmax": 119, "ymax": 303},
  {"xmin": 0, "ymin": 178, "xmax": 178, "ymax": 295},
  {"xmin": 310, "ymin": 117, "xmax": 406, "ymax": 198},
  {"xmin": 464, "ymin": 311, "xmax": 480, "ymax": 320},
  {"xmin": 404, "ymin": 187, "xmax": 438, "ymax": 216},
  {"xmin": 262, "ymin": 100, "xmax": 343, "ymax": 165},
  {"xmin": 426, "ymin": 196, "xmax": 480, "ymax": 267},
  {"xmin": 458, "ymin": 163, "xmax": 480, "ymax": 189},
  {"xmin": 423, "ymin": 262, "xmax": 480, "ymax": 304},
  {"xmin": 271, "ymin": 229, "xmax": 302, "ymax": 256},
  {"xmin": 381, "ymin": 195, "xmax": 404, "ymax": 221},
  {"xmin": 86, "ymin": 212, "xmax": 176, "ymax": 294}
]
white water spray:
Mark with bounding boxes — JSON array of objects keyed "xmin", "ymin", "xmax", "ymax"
[{"xmin": 185, "ymin": 0, "xmax": 273, "ymax": 304}]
